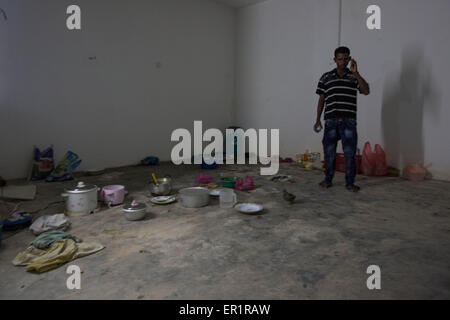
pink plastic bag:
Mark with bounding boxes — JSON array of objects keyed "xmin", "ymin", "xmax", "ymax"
[
  {"xmin": 234, "ymin": 176, "xmax": 255, "ymax": 191},
  {"xmin": 196, "ymin": 174, "xmax": 212, "ymax": 184},
  {"xmin": 374, "ymin": 144, "xmax": 387, "ymax": 176},
  {"xmin": 361, "ymin": 142, "xmax": 376, "ymax": 176}
]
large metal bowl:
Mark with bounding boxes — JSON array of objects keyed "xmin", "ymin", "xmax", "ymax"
[
  {"xmin": 178, "ymin": 187, "xmax": 210, "ymax": 208},
  {"xmin": 150, "ymin": 177, "xmax": 172, "ymax": 196}
]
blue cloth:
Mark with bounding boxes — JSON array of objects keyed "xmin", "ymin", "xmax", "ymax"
[
  {"xmin": 30, "ymin": 230, "xmax": 82, "ymax": 249},
  {"xmin": 202, "ymin": 160, "xmax": 217, "ymax": 169},
  {"xmin": 141, "ymin": 156, "xmax": 160, "ymax": 166},
  {"xmin": 322, "ymin": 118, "xmax": 358, "ymax": 187}
]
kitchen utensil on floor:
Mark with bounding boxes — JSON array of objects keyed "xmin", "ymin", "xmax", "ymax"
[
  {"xmin": 235, "ymin": 203, "xmax": 264, "ymax": 215},
  {"xmin": 123, "ymin": 200, "xmax": 147, "ymax": 221},
  {"xmin": 101, "ymin": 185, "xmax": 126, "ymax": 206},
  {"xmin": 219, "ymin": 189, "xmax": 237, "ymax": 208},
  {"xmin": 220, "ymin": 176, "xmax": 242, "ymax": 188},
  {"xmin": 150, "ymin": 177, "xmax": 172, "ymax": 196},
  {"xmin": 178, "ymin": 187, "xmax": 210, "ymax": 208},
  {"xmin": 87, "ymin": 168, "xmax": 105, "ymax": 176},
  {"xmin": 151, "ymin": 195, "xmax": 176, "ymax": 205},
  {"xmin": 209, "ymin": 189, "xmax": 221, "ymax": 197},
  {"xmin": 62, "ymin": 181, "xmax": 99, "ymax": 216}
]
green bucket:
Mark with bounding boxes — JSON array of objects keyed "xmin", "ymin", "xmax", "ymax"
[{"xmin": 221, "ymin": 176, "xmax": 243, "ymax": 188}]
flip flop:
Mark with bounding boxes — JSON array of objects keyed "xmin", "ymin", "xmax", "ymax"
[
  {"xmin": 319, "ymin": 181, "xmax": 333, "ymax": 189},
  {"xmin": 346, "ymin": 185, "xmax": 361, "ymax": 192}
]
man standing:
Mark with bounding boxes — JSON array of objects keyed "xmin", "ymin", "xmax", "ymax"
[{"xmin": 314, "ymin": 47, "xmax": 370, "ymax": 192}]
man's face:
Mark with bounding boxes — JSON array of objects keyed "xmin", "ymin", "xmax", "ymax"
[{"xmin": 334, "ymin": 53, "xmax": 350, "ymax": 69}]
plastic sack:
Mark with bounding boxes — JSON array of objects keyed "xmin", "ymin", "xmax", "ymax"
[
  {"xmin": 46, "ymin": 151, "xmax": 81, "ymax": 182},
  {"xmin": 403, "ymin": 164, "xmax": 427, "ymax": 182},
  {"xmin": 29, "ymin": 214, "xmax": 70, "ymax": 235},
  {"xmin": 374, "ymin": 144, "xmax": 387, "ymax": 176},
  {"xmin": 234, "ymin": 176, "xmax": 255, "ymax": 191},
  {"xmin": 31, "ymin": 145, "xmax": 54, "ymax": 181},
  {"xmin": 196, "ymin": 174, "xmax": 212, "ymax": 185},
  {"xmin": 361, "ymin": 142, "xmax": 376, "ymax": 176}
]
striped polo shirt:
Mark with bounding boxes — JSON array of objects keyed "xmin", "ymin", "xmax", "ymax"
[{"xmin": 316, "ymin": 68, "xmax": 361, "ymax": 119}]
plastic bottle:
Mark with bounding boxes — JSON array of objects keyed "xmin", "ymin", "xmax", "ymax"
[{"xmin": 314, "ymin": 123, "xmax": 323, "ymax": 133}]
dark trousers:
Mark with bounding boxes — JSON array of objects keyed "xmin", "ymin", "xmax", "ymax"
[{"xmin": 322, "ymin": 118, "xmax": 358, "ymax": 187}]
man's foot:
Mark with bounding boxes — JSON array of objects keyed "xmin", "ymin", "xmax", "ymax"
[
  {"xmin": 346, "ymin": 185, "xmax": 361, "ymax": 192},
  {"xmin": 319, "ymin": 181, "xmax": 333, "ymax": 189}
]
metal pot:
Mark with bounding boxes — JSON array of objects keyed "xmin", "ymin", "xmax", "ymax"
[
  {"xmin": 123, "ymin": 201, "xmax": 147, "ymax": 221},
  {"xmin": 150, "ymin": 177, "xmax": 172, "ymax": 196},
  {"xmin": 178, "ymin": 187, "xmax": 210, "ymax": 208},
  {"xmin": 62, "ymin": 181, "xmax": 99, "ymax": 216}
]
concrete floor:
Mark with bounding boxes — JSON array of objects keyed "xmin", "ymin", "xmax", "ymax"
[{"xmin": 0, "ymin": 162, "xmax": 449, "ymax": 300}]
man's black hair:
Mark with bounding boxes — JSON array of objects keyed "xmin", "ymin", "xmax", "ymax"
[{"xmin": 335, "ymin": 46, "xmax": 350, "ymax": 57}]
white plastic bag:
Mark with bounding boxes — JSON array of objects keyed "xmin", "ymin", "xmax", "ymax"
[{"xmin": 29, "ymin": 214, "xmax": 70, "ymax": 235}]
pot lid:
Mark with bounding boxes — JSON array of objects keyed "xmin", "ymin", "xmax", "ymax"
[
  {"xmin": 65, "ymin": 181, "xmax": 97, "ymax": 193},
  {"xmin": 123, "ymin": 201, "xmax": 146, "ymax": 212}
]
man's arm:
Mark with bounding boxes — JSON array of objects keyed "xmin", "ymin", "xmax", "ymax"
[
  {"xmin": 354, "ymin": 72, "xmax": 370, "ymax": 95},
  {"xmin": 350, "ymin": 59, "xmax": 370, "ymax": 95},
  {"xmin": 315, "ymin": 94, "xmax": 325, "ymax": 125}
]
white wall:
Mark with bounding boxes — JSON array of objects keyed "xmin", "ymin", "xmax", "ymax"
[
  {"xmin": 236, "ymin": 0, "xmax": 450, "ymax": 180},
  {"xmin": 0, "ymin": 0, "xmax": 236, "ymax": 179},
  {"xmin": 2, "ymin": 0, "xmax": 449, "ymax": 181},
  {"xmin": 235, "ymin": 0, "xmax": 340, "ymax": 157},
  {"xmin": 341, "ymin": 0, "xmax": 450, "ymax": 180}
]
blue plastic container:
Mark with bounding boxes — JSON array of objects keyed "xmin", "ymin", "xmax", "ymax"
[{"xmin": 202, "ymin": 159, "xmax": 217, "ymax": 170}]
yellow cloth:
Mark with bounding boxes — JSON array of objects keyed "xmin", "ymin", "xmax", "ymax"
[{"xmin": 12, "ymin": 239, "xmax": 104, "ymax": 273}]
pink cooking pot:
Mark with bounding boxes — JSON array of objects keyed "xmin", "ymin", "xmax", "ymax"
[{"xmin": 101, "ymin": 185, "xmax": 126, "ymax": 206}]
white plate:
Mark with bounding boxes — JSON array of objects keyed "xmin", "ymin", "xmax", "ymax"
[
  {"xmin": 151, "ymin": 196, "xmax": 176, "ymax": 205},
  {"xmin": 234, "ymin": 203, "xmax": 264, "ymax": 214},
  {"xmin": 209, "ymin": 189, "xmax": 221, "ymax": 197}
]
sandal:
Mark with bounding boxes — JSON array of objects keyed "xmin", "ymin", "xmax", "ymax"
[
  {"xmin": 319, "ymin": 181, "xmax": 333, "ymax": 189},
  {"xmin": 346, "ymin": 185, "xmax": 361, "ymax": 192}
]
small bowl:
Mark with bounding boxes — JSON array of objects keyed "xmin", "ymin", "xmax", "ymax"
[{"xmin": 123, "ymin": 202, "xmax": 147, "ymax": 221}]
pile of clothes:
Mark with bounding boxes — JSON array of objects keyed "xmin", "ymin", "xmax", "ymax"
[{"xmin": 13, "ymin": 229, "xmax": 104, "ymax": 273}]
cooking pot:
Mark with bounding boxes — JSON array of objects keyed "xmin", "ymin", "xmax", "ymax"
[
  {"xmin": 62, "ymin": 181, "xmax": 99, "ymax": 216},
  {"xmin": 178, "ymin": 187, "xmax": 210, "ymax": 208},
  {"xmin": 123, "ymin": 201, "xmax": 147, "ymax": 221},
  {"xmin": 150, "ymin": 177, "xmax": 172, "ymax": 196},
  {"xmin": 101, "ymin": 185, "xmax": 126, "ymax": 206}
]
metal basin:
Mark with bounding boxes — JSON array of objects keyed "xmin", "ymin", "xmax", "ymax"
[{"xmin": 178, "ymin": 187, "xmax": 210, "ymax": 208}]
